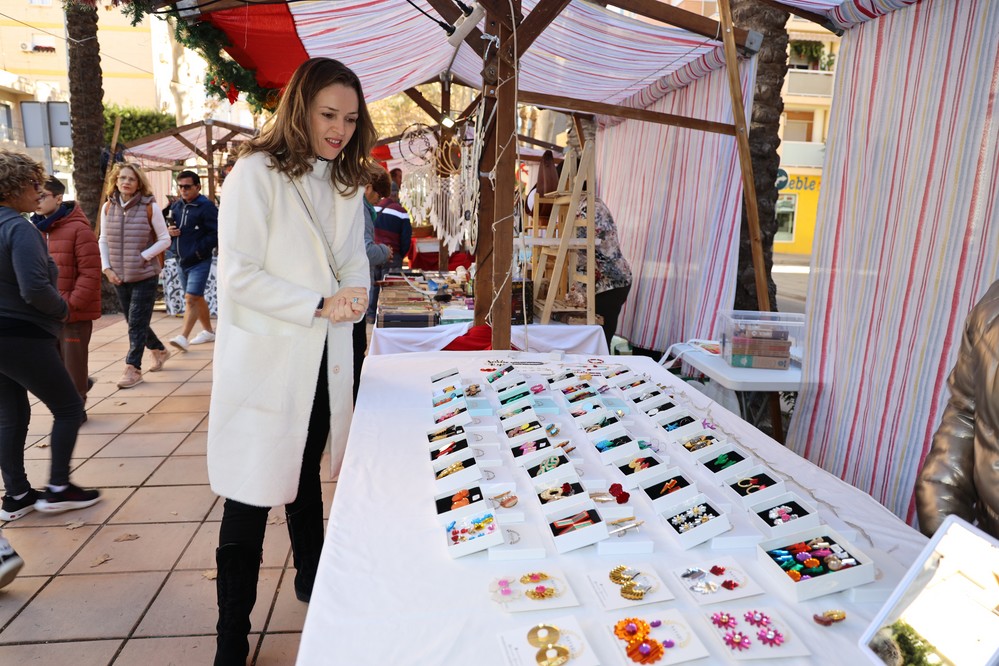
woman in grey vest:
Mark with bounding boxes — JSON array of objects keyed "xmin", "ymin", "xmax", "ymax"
[{"xmin": 98, "ymin": 163, "xmax": 171, "ymax": 389}]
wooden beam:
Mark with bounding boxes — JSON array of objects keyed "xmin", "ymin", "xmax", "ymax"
[
  {"xmin": 717, "ymin": 0, "xmax": 769, "ymax": 313},
  {"xmin": 205, "ymin": 121, "xmax": 216, "ymax": 201},
  {"xmin": 605, "ymin": 0, "xmax": 759, "ymax": 54},
  {"xmin": 426, "ymin": 0, "xmax": 487, "ymax": 58},
  {"xmin": 518, "ymin": 91, "xmax": 736, "ymax": 136},
  {"xmin": 516, "ymin": 134, "xmax": 563, "ymax": 152},
  {"xmin": 404, "ymin": 87, "xmax": 442, "ymax": 124},
  {"xmin": 456, "ymin": 94, "xmax": 483, "ymax": 121},
  {"xmin": 510, "ymin": 0, "xmax": 571, "ymax": 58},
  {"xmin": 756, "ymin": 0, "xmax": 844, "ymax": 36},
  {"xmin": 174, "ymin": 134, "xmax": 208, "ymax": 162}
]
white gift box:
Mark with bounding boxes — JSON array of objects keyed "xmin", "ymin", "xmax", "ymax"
[
  {"xmin": 548, "ymin": 369, "xmax": 579, "ymax": 385},
  {"xmin": 430, "ymin": 367, "xmax": 461, "ymax": 387},
  {"xmin": 616, "ymin": 375, "xmax": 651, "ymax": 393},
  {"xmin": 757, "ymin": 525, "xmax": 875, "ymax": 601},
  {"xmin": 470, "ymin": 443, "xmax": 504, "ymax": 467},
  {"xmin": 440, "ymin": 508, "xmax": 503, "ymax": 558},
  {"xmin": 603, "ymin": 365, "xmax": 633, "ymax": 381},
  {"xmin": 427, "ymin": 434, "xmax": 474, "ymax": 466},
  {"xmin": 432, "ymin": 389, "xmax": 465, "ymax": 409},
  {"xmin": 431, "ymin": 402, "xmax": 473, "ymax": 428},
  {"xmin": 434, "ymin": 484, "xmax": 487, "ymax": 521},
  {"xmin": 551, "ymin": 377, "xmax": 591, "ymax": 393},
  {"xmin": 660, "ymin": 493, "xmax": 732, "ymax": 549},
  {"xmin": 492, "ymin": 372, "xmax": 527, "ymax": 392},
  {"xmin": 695, "ymin": 443, "xmax": 755, "ymax": 481},
  {"xmin": 524, "ymin": 451, "xmax": 574, "ymax": 484},
  {"xmin": 484, "ymin": 364, "xmax": 516, "ymax": 385},
  {"xmin": 511, "ymin": 437, "xmax": 556, "ymax": 466},
  {"xmin": 531, "ymin": 397, "xmax": 561, "ymax": 415},
  {"xmin": 497, "ymin": 398, "xmax": 536, "ymax": 423},
  {"xmin": 503, "ymin": 416, "xmax": 545, "ymax": 441},
  {"xmin": 600, "ymin": 396, "xmax": 632, "ymax": 416},
  {"xmin": 426, "ymin": 421, "xmax": 467, "ymax": 445},
  {"xmin": 721, "ymin": 464, "xmax": 787, "ymax": 508},
  {"xmin": 748, "ymin": 491, "xmax": 821, "ymax": 539},
  {"xmin": 588, "ymin": 425, "xmax": 639, "ymax": 465},
  {"xmin": 626, "ymin": 385, "xmax": 665, "ymax": 404},
  {"xmin": 634, "ymin": 393, "xmax": 678, "ymax": 417},
  {"xmin": 498, "ymin": 385, "xmax": 534, "ymax": 407},
  {"xmin": 488, "ymin": 523, "xmax": 547, "ymax": 561},
  {"xmin": 611, "ymin": 451, "xmax": 667, "ymax": 489},
  {"xmin": 432, "ymin": 449, "xmax": 482, "ymax": 495},
  {"xmin": 567, "ymin": 398, "xmax": 608, "ymax": 420},
  {"xmin": 655, "ymin": 410, "xmax": 700, "ymax": 439},
  {"xmin": 465, "ymin": 397, "xmax": 493, "ymax": 417},
  {"xmin": 672, "ymin": 429, "xmax": 725, "ymax": 457},
  {"xmin": 464, "ymin": 425, "xmax": 500, "ymax": 447},
  {"xmin": 542, "ymin": 499, "xmax": 609, "ymax": 554},
  {"xmin": 564, "ymin": 386, "xmax": 601, "ymax": 405},
  {"xmin": 638, "ymin": 467, "xmax": 699, "ymax": 512},
  {"xmin": 577, "ymin": 409, "xmax": 624, "ymax": 439},
  {"xmin": 533, "ymin": 470, "xmax": 589, "ymax": 511}
]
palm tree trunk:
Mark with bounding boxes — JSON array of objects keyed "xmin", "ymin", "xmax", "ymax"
[
  {"xmin": 730, "ymin": 0, "xmax": 789, "ymax": 311},
  {"xmin": 65, "ymin": 2, "xmax": 117, "ymax": 312}
]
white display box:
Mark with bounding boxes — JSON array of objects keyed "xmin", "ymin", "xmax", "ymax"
[
  {"xmin": 503, "ymin": 416, "xmax": 545, "ymax": 441},
  {"xmin": 596, "ymin": 522, "xmax": 655, "ymax": 555},
  {"xmin": 484, "ymin": 364, "xmax": 516, "ymax": 384},
  {"xmin": 494, "ymin": 379, "xmax": 529, "ymax": 399},
  {"xmin": 434, "ymin": 485, "xmax": 487, "ymax": 521},
  {"xmin": 432, "ymin": 450, "xmax": 482, "ymax": 495},
  {"xmin": 511, "ymin": 437, "xmax": 555, "ymax": 466},
  {"xmin": 577, "ymin": 410, "xmax": 623, "ymax": 439},
  {"xmin": 757, "ymin": 525, "xmax": 875, "ymax": 601},
  {"xmin": 431, "ymin": 402, "xmax": 473, "ymax": 428},
  {"xmin": 567, "ymin": 398, "xmax": 608, "ymax": 420},
  {"xmin": 635, "ymin": 393, "xmax": 678, "ymax": 417},
  {"xmin": 428, "ymin": 434, "xmax": 473, "ymax": 465},
  {"xmin": 673, "ymin": 429, "xmax": 724, "ymax": 456},
  {"xmin": 464, "ymin": 425, "xmax": 500, "ymax": 447},
  {"xmin": 552, "ymin": 377, "xmax": 591, "ymax": 395},
  {"xmin": 600, "ymin": 396, "xmax": 631, "ymax": 416},
  {"xmin": 638, "ymin": 467, "xmax": 698, "ymax": 512},
  {"xmin": 591, "ymin": 425, "xmax": 640, "ymax": 465},
  {"xmin": 440, "ymin": 509, "xmax": 503, "ymax": 558},
  {"xmin": 611, "ymin": 451, "xmax": 666, "ymax": 489},
  {"xmin": 465, "ymin": 397, "xmax": 492, "ymax": 417},
  {"xmin": 492, "ymin": 372, "xmax": 527, "ymax": 390},
  {"xmin": 616, "ymin": 375, "xmax": 650, "ymax": 393},
  {"xmin": 660, "ymin": 493, "xmax": 732, "ymax": 550},
  {"xmin": 748, "ymin": 491, "xmax": 821, "ymax": 539},
  {"xmin": 655, "ymin": 409, "xmax": 698, "ymax": 436},
  {"xmin": 488, "ymin": 523, "xmax": 547, "ymax": 561},
  {"xmin": 564, "ymin": 387, "xmax": 600, "ymax": 404},
  {"xmin": 498, "ymin": 385, "xmax": 533, "ymax": 406},
  {"xmin": 626, "ymin": 385, "xmax": 664, "ymax": 404},
  {"xmin": 695, "ymin": 443, "xmax": 755, "ymax": 481},
  {"xmin": 430, "ymin": 366, "xmax": 461, "ymax": 385},
  {"xmin": 533, "ymin": 471, "xmax": 589, "ymax": 511},
  {"xmin": 721, "ymin": 465, "xmax": 786, "ymax": 508},
  {"xmin": 471, "ymin": 443, "xmax": 504, "ymax": 467},
  {"xmin": 531, "ymin": 397, "xmax": 560, "ymax": 415},
  {"xmin": 543, "ymin": 500, "xmax": 609, "ymax": 554},
  {"xmin": 432, "ymin": 388, "xmax": 465, "ymax": 409},
  {"xmin": 426, "ymin": 422, "xmax": 466, "ymax": 444},
  {"xmin": 497, "ymin": 398, "xmax": 536, "ymax": 423},
  {"xmin": 603, "ymin": 365, "xmax": 633, "ymax": 381},
  {"xmin": 524, "ymin": 451, "xmax": 573, "ymax": 483},
  {"xmin": 548, "ymin": 369, "xmax": 578, "ymax": 384}
]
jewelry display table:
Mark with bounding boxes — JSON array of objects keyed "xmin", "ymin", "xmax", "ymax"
[{"xmin": 298, "ymin": 351, "xmax": 925, "ymax": 665}]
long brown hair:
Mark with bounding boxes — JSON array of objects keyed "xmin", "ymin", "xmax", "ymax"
[{"xmin": 242, "ymin": 58, "xmax": 377, "ymax": 196}]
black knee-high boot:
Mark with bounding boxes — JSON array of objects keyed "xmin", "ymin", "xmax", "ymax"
[
  {"xmin": 214, "ymin": 543, "xmax": 261, "ymax": 666},
  {"xmin": 285, "ymin": 503, "xmax": 325, "ymax": 602}
]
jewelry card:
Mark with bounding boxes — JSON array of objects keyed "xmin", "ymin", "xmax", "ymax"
[
  {"xmin": 605, "ymin": 609, "xmax": 710, "ymax": 665},
  {"xmin": 586, "ymin": 566, "xmax": 674, "ymax": 610},
  {"xmin": 497, "ymin": 615, "xmax": 597, "ymax": 666},
  {"xmin": 702, "ymin": 606, "xmax": 809, "ymax": 659},
  {"xmin": 670, "ymin": 557, "xmax": 765, "ymax": 605},
  {"xmin": 487, "ymin": 567, "xmax": 580, "ymax": 613}
]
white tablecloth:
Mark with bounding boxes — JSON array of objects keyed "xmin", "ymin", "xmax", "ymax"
[
  {"xmin": 298, "ymin": 352, "xmax": 925, "ymax": 665},
  {"xmin": 673, "ymin": 344, "xmax": 802, "ymax": 392},
  {"xmin": 369, "ymin": 323, "xmax": 609, "ymax": 355}
]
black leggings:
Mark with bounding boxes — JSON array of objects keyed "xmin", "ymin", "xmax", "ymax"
[
  {"xmin": 0, "ymin": 335, "xmax": 83, "ymax": 495},
  {"xmin": 595, "ymin": 285, "xmax": 631, "ymax": 351},
  {"xmin": 219, "ymin": 349, "xmax": 330, "ymax": 547}
]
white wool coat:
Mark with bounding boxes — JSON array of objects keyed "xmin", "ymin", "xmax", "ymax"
[{"xmin": 207, "ymin": 152, "xmax": 369, "ymax": 507}]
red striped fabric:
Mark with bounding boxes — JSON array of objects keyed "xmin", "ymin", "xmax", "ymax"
[{"xmin": 205, "ymin": 3, "xmax": 309, "ymax": 90}]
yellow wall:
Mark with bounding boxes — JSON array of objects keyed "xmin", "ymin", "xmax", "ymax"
[{"xmin": 774, "ymin": 171, "xmax": 820, "ymax": 255}]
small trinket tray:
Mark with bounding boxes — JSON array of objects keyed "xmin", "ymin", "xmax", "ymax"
[
  {"xmin": 497, "ymin": 397, "xmax": 536, "ymax": 423},
  {"xmin": 534, "ymin": 469, "xmax": 587, "ymax": 509},
  {"xmin": 576, "ymin": 409, "xmax": 623, "ymax": 438},
  {"xmin": 428, "ymin": 434, "xmax": 471, "ymax": 463},
  {"xmin": 635, "ymin": 393, "xmax": 677, "ymax": 417},
  {"xmin": 498, "ymin": 386, "xmax": 533, "ymax": 406},
  {"xmin": 591, "ymin": 425, "xmax": 641, "ymax": 464},
  {"xmin": 661, "ymin": 494, "xmax": 731, "ymax": 549},
  {"xmin": 432, "ymin": 449, "xmax": 481, "ymax": 494},
  {"xmin": 611, "ymin": 451, "xmax": 666, "ymax": 489},
  {"xmin": 430, "ymin": 366, "xmax": 461, "ymax": 388},
  {"xmin": 441, "ymin": 509, "xmax": 502, "ymax": 558},
  {"xmin": 757, "ymin": 527, "xmax": 874, "ymax": 601},
  {"xmin": 675, "ymin": 430, "xmax": 724, "ymax": 455},
  {"xmin": 748, "ymin": 491, "xmax": 820, "ymax": 538},
  {"xmin": 525, "ymin": 451, "xmax": 573, "ymax": 483},
  {"xmin": 627, "ymin": 386, "xmax": 663, "ymax": 404},
  {"xmin": 696, "ymin": 443, "xmax": 755, "ymax": 480},
  {"xmin": 722, "ymin": 465, "xmax": 786, "ymax": 507},
  {"xmin": 503, "ymin": 417, "xmax": 544, "ymax": 441},
  {"xmin": 567, "ymin": 398, "xmax": 609, "ymax": 420},
  {"xmin": 434, "ymin": 485, "xmax": 486, "ymax": 519},
  {"xmin": 485, "ymin": 364, "xmax": 515, "ymax": 384},
  {"xmin": 565, "ymin": 387, "xmax": 600, "ymax": 404},
  {"xmin": 426, "ymin": 421, "xmax": 465, "ymax": 444},
  {"xmin": 510, "ymin": 437, "xmax": 554, "ymax": 465},
  {"xmin": 616, "ymin": 376, "xmax": 650, "ymax": 393},
  {"xmin": 543, "ymin": 500, "xmax": 609, "ymax": 553},
  {"xmin": 638, "ymin": 467, "xmax": 698, "ymax": 512}
]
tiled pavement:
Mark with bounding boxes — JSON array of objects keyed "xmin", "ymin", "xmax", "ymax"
[{"xmin": 0, "ymin": 313, "xmax": 331, "ymax": 665}]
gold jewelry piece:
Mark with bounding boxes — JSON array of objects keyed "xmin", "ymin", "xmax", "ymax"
[
  {"xmin": 589, "ymin": 492, "xmax": 614, "ymax": 503},
  {"xmin": 520, "ymin": 572, "xmax": 550, "ymax": 584},
  {"xmin": 609, "ymin": 517, "xmax": 637, "ymax": 527},
  {"xmin": 535, "ymin": 644, "xmax": 570, "ymax": 666},
  {"xmin": 539, "ymin": 487, "xmax": 563, "ymax": 502},
  {"xmin": 620, "ymin": 577, "xmax": 654, "ymax": 600},
  {"xmin": 608, "ymin": 520, "xmax": 645, "ymax": 537},
  {"xmin": 491, "ymin": 491, "xmax": 519, "ymax": 509},
  {"xmin": 525, "ymin": 585, "xmax": 558, "ymax": 600},
  {"xmin": 609, "ymin": 565, "xmax": 641, "ymax": 585},
  {"xmin": 527, "ymin": 624, "xmax": 561, "ymax": 648},
  {"xmin": 435, "ymin": 461, "xmax": 464, "ymax": 479}
]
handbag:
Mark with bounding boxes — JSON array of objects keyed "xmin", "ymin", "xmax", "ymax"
[{"xmin": 291, "ymin": 178, "xmax": 341, "ymax": 282}]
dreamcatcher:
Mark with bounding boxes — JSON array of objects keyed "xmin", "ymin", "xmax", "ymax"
[{"xmin": 398, "ymin": 123, "xmax": 438, "ymax": 167}]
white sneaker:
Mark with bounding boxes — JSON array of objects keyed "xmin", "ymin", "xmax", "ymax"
[
  {"xmin": 190, "ymin": 330, "xmax": 216, "ymax": 345},
  {"xmin": 169, "ymin": 335, "xmax": 189, "ymax": 352}
]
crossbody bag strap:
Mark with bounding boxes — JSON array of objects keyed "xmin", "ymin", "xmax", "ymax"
[{"xmin": 291, "ymin": 177, "xmax": 341, "ymax": 282}]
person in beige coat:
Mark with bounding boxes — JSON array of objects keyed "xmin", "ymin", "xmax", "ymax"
[{"xmin": 207, "ymin": 58, "xmax": 373, "ymax": 666}]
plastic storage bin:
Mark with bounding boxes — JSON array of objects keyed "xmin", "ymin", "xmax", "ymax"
[{"xmin": 715, "ymin": 310, "xmax": 805, "ymax": 370}]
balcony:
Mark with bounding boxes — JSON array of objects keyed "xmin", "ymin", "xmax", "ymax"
[
  {"xmin": 0, "ymin": 124, "xmax": 25, "ymax": 145},
  {"xmin": 781, "ymin": 141, "xmax": 826, "ymax": 168},
  {"xmin": 785, "ymin": 70, "xmax": 834, "ymax": 98}
]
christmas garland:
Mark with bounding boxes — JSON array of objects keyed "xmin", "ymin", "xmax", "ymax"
[{"xmin": 109, "ymin": 0, "xmax": 280, "ymax": 113}]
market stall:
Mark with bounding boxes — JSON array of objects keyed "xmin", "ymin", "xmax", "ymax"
[{"xmin": 299, "ymin": 351, "xmax": 925, "ymax": 665}]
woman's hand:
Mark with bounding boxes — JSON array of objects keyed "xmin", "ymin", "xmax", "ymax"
[
  {"xmin": 103, "ymin": 268, "xmax": 122, "ymax": 286},
  {"xmin": 327, "ymin": 287, "xmax": 368, "ymax": 324}
]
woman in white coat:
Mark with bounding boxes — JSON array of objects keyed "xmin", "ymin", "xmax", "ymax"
[{"xmin": 207, "ymin": 58, "xmax": 374, "ymax": 666}]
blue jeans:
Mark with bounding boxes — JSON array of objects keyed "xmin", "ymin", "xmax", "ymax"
[
  {"xmin": 176, "ymin": 257, "xmax": 212, "ymax": 297},
  {"xmin": 115, "ymin": 276, "xmax": 165, "ymax": 369},
  {"xmin": 0, "ymin": 335, "xmax": 83, "ymax": 495}
]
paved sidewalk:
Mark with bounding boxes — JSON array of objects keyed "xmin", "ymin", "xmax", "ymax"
[{"xmin": 0, "ymin": 313, "xmax": 330, "ymax": 665}]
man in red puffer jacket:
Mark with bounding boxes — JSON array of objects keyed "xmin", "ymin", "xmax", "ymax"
[{"xmin": 31, "ymin": 177, "xmax": 101, "ymax": 419}]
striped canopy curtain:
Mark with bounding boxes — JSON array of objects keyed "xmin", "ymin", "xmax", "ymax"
[
  {"xmin": 786, "ymin": 0, "xmax": 999, "ymax": 525},
  {"xmin": 595, "ymin": 58, "xmax": 759, "ymax": 351}
]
